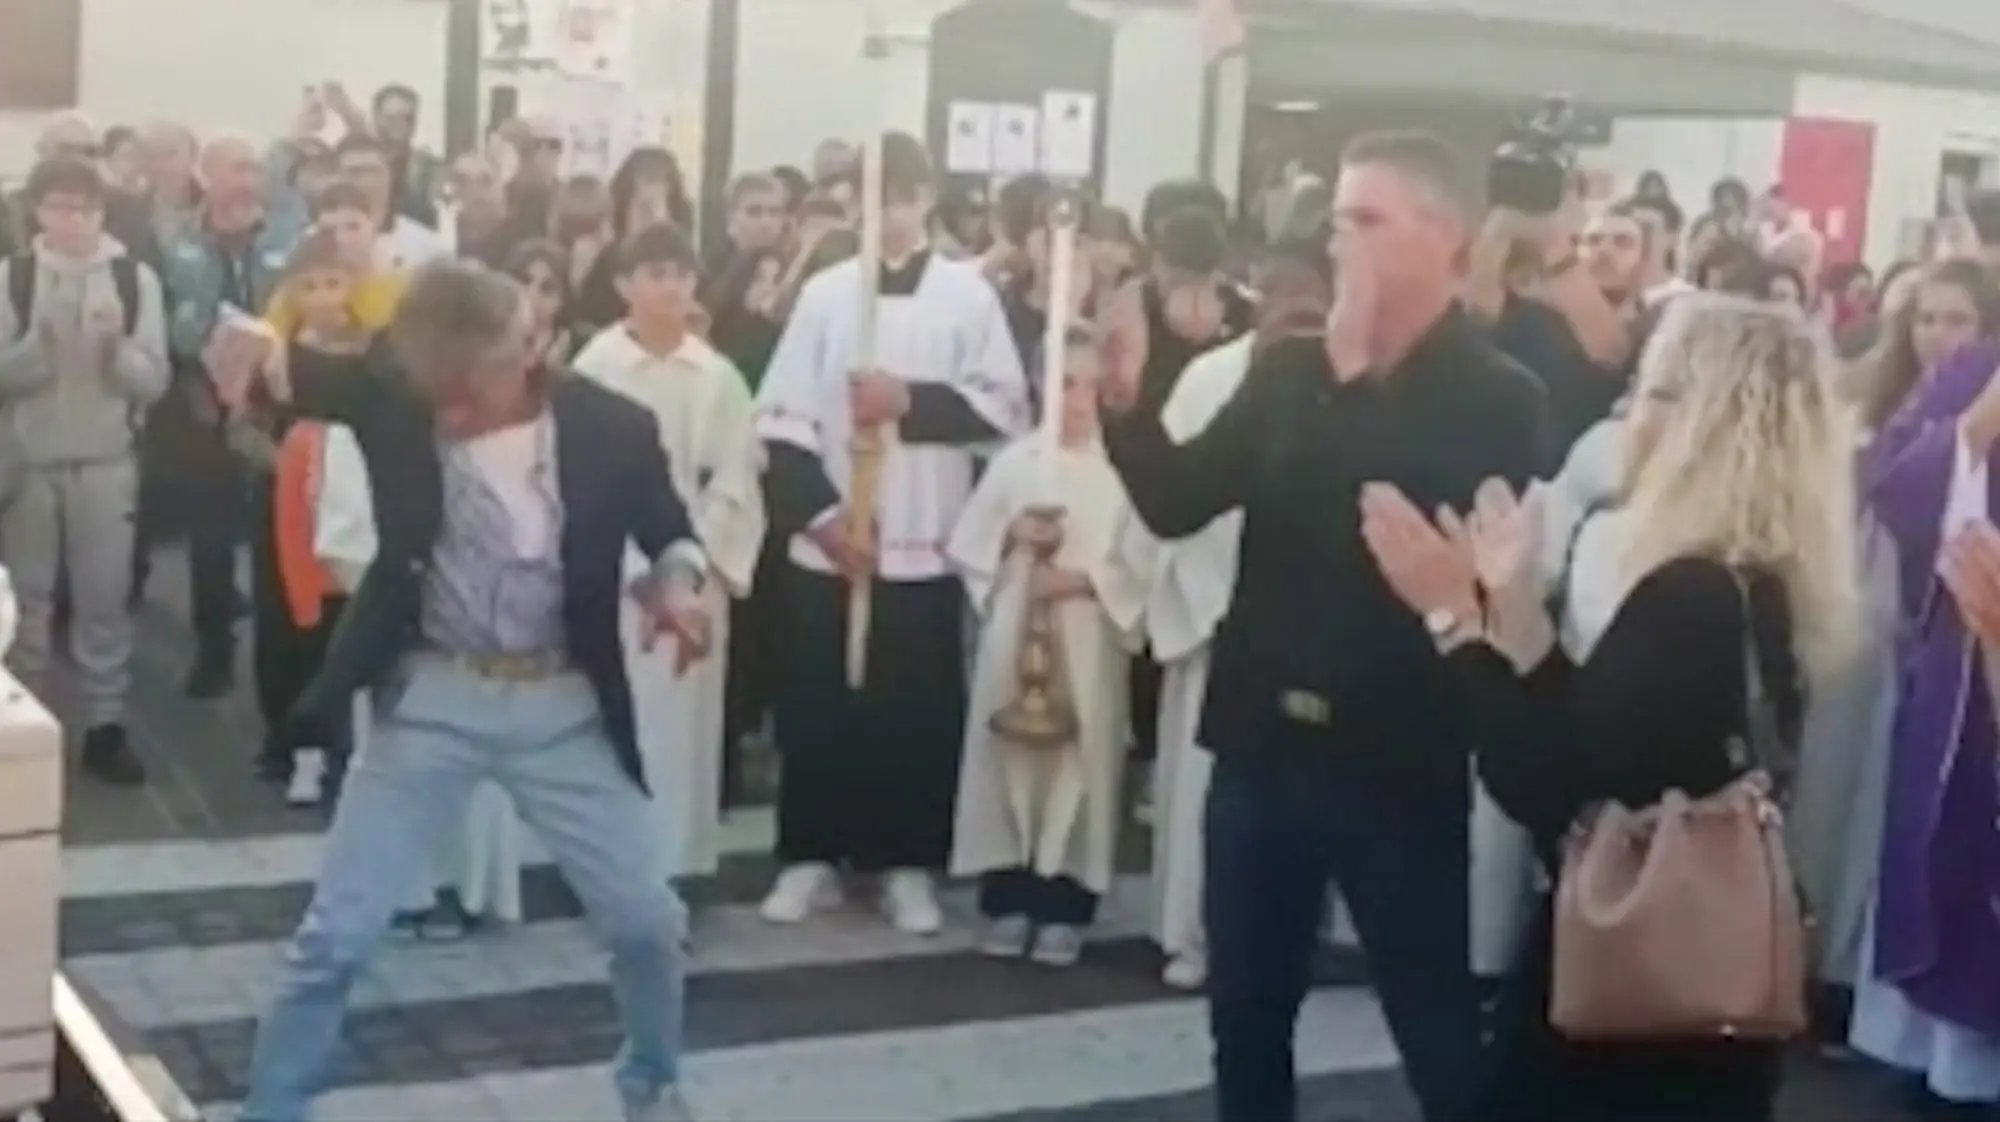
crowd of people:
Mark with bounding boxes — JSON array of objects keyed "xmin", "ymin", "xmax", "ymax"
[{"xmin": 0, "ymin": 77, "xmax": 1996, "ymax": 1122}]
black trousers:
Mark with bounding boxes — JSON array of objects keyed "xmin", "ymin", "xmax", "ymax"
[
  {"xmin": 1128, "ymin": 654, "xmax": 1163, "ymax": 762},
  {"xmin": 248, "ymin": 472, "xmax": 348, "ymax": 769},
  {"xmin": 772, "ymin": 567, "xmax": 967, "ymax": 872},
  {"xmin": 159, "ymin": 364, "xmax": 244, "ymax": 657},
  {"xmin": 1204, "ymin": 748, "xmax": 1490, "ymax": 1122},
  {"xmin": 977, "ymin": 868, "xmax": 1098, "ymax": 927},
  {"xmin": 721, "ymin": 531, "xmax": 788, "ymax": 805}
]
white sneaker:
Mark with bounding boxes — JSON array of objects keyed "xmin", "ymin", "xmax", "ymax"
[
  {"xmin": 1162, "ymin": 948, "xmax": 1208, "ymax": 990},
  {"xmin": 759, "ymin": 863, "xmax": 840, "ymax": 924},
  {"xmin": 286, "ymin": 748, "xmax": 326, "ymax": 807},
  {"xmin": 623, "ymin": 1087, "xmax": 696, "ymax": 1122},
  {"xmin": 881, "ymin": 869, "xmax": 943, "ymax": 935},
  {"xmin": 1030, "ymin": 923, "xmax": 1085, "ymax": 967},
  {"xmin": 979, "ymin": 915, "xmax": 1033, "ymax": 958}
]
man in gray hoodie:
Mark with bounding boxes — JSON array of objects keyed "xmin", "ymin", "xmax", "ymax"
[{"xmin": 0, "ymin": 157, "xmax": 171, "ymax": 784}]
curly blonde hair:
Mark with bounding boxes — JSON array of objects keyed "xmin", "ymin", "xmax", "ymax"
[{"xmin": 1621, "ymin": 292, "xmax": 1859, "ymax": 675}]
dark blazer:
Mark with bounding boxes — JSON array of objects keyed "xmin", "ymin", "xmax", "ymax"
[{"xmin": 291, "ymin": 355, "xmax": 698, "ymax": 789}]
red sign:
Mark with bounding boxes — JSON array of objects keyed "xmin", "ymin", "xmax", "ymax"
[{"xmin": 1777, "ymin": 117, "xmax": 1876, "ymax": 265}]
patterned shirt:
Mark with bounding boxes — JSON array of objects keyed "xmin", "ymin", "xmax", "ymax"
[{"xmin": 420, "ymin": 412, "xmax": 567, "ymax": 654}]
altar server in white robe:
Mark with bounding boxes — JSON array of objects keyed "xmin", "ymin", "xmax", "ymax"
[
  {"xmin": 1133, "ymin": 332, "xmax": 1244, "ymax": 990},
  {"xmin": 755, "ymin": 132, "xmax": 1029, "ymax": 934},
  {"xmin": 950, "ymin": 329, "xmax": 1146, "ymax": 967},
  {"xmin": 1134, "ymin": 237, "xmax": 1335, "ymax": 989},
  {"xmin": 573, "ymin": 223, "xmax": 766, "ymax": 879}
]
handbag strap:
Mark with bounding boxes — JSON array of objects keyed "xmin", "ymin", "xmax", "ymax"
[
  {"xmin": 1546, "ymin": 497, "xmax": 1616, "ymax": 629},
  {"xmin": 1730, "ymin": 570, "xmax": 1798, "ymax": 802}
]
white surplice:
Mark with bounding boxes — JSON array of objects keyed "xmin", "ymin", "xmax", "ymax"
[
  {"xmin": 948, "ymin": 435, "xmax": 1146, "ymax": 895},
  {"xmin": 755, "ymin": 254, "xmax": 1028, "ymax": 580},
  {"xmin": 1126, "ymin": 336, "xmax": 1250, "ymax": 958},
  {"xmin": 573, "ymin": 328, "xmax": 766, "ymax": 878}
]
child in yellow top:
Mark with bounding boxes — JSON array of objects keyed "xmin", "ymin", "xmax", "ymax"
[{"xmin": 263, "ymin": 181, "xmax": 407, "ymax": 338}]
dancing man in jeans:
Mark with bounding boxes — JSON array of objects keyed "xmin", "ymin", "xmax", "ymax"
[{"xmin": 224, "ymin": 261, "xmax": 712, "ymax": 1122}]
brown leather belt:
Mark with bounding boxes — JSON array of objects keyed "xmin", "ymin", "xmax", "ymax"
[{"xmin": 420, "ymin": 649, "xmax": 571, "ymax": 683}]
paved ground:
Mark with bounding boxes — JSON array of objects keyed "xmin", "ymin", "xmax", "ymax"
[{"xmin": 47, "ymin": 547, "xmax": 1926, "ymax": 1121}]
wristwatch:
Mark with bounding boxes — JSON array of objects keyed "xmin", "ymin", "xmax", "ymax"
[
  {"xmin": 1423, "ymin": 607, "xmax": 1460, "ymax": 638},
  {"xmin": 1424, "ymin": 606, "xmax": 1477, "ymax": 649}
]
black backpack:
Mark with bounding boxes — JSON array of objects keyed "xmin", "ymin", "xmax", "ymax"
[{"xmin": 7, "ymin": 253, "xmax": 141, "ymax": 339}]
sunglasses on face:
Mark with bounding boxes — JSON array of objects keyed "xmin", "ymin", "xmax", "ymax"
[
  {"xmin": 533, "ymin": 137, "xmax": 564, "ymax": 153},
  {"xmin": 51, "ymin": 142, "xmax": 101, "ymax": 160}
]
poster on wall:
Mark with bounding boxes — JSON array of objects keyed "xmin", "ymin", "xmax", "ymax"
[
  {"xmin": 945, "ymin": 102, "xmax": 996, "ymax": 175},
  {"xmin": 1038, "ymin": 90, "xmax": 1096, "ymax": 179},
  {"xmin": 484, "ymin": 0, "xmax": 636, "ymax": 82},
  {"xmin": 1776, "ymin": 116, "xmax": 1875, "ymax": 265},
  {"xmin": 522, "ymin": 76, "xmax": 667, "ymax": 178},
  {"xmin": 553, "ymin": 0, "xmax": 637, "ymax": 84}
]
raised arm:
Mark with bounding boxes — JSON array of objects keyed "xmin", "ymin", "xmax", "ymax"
[{"xmin": 1099, "ymin": 336, "xmax": 1289, "ymax": 540}]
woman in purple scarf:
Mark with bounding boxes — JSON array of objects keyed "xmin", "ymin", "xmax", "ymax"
[{"xmin": 1859, "ymin": 327, "xmax": 2000, "ymax": 1105}]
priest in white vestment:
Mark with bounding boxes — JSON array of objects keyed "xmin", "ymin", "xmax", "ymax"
[
  {"xmin": 754, "ymin": 133, "xmax": 1029, "ymax": 935},
  {"xmin": 1130, "ymin": 332, "xmax": 1247, "ymax": 990},
  {"xmin": 1132, "ymin": 239, "xmax": 1340, "ymax": 988},
  {"xmin": 949, "ymin": 334, "xmax": 1146, "ymax": 967},
  {"xmin": 573, "ymin": 224, "xmax": 766, "ymax": 879}
]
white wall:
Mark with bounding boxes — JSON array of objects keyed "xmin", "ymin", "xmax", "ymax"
[
  {"xmin": 0, "ymin": 0, "xmax": 450, "ymax": 180},
  {"xmin": 1593, "ymin": 74, "xmax": 2000, "ymax": 267},
  {"xmin": 1591, "ymin": 116, "xmax": 1784, "ymax": 211},
  {"xmin": 1791, "ymin": 73, "xmax": 2000, "ymax": 267},
  {"xmin": 730, "ymin": 0, "xmax": 1231, "ymax": 215}
]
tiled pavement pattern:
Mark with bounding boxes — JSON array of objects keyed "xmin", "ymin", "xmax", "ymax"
[{"xmin": 49, "ymin": 547, "xmax": 1926, "ymax": 1120}]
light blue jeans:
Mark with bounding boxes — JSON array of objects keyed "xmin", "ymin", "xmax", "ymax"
[{"xmin": 238, "ymin": 659, "xmax": 686, "ymax": 1121}]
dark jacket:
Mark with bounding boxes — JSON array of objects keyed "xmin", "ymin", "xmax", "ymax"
[
  {"xmin": 290, "ymin": 359, "xmax": 699, "ymax": 789},
  {"xmin": 1103, "ymin": 306, "xmax": 1550, "ymax": 801}
]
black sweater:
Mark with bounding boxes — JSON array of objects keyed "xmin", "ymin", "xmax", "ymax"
[
  {"xmin": 1459, "ymin": 556, "xmax": 1796, "ymax": 1121},
  {"xmin": 1102, "ymin": 306, "xmax": 1550, "ymax": 801}
]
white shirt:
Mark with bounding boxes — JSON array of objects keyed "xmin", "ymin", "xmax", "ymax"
[
  {"xmin": 461, "ymin": 418, "xmax": 555, "ymax": 558},
  {"xmin": 376, "ymin": 217, "xmax": 453, "ymax": 274}
]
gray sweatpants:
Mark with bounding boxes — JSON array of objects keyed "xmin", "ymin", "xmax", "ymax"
[{"xmin": 2, "ymin": 457, "xmax": 138, "ymax": 727}]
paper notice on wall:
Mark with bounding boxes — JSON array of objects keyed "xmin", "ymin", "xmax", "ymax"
[
  {"xmin": 945, "ymin": 101, "xmax": 996, "ymax": 175},
  {"xmin": 1039, "ymin": 90, "xmax": 1096, "ymax": 179},
  {"xmin": 991, "ymin": 104, "xmax": 1040, "ymax": 177},
  {"xmin": 554, "ymin": 0, "xmax": 637, "ymax": 84},
  {"xmin": 483, "ymin": 0, "xmax": 559, "ymax": 72}
]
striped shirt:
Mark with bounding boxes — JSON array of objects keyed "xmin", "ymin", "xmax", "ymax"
[{"xmin": 420, "ymin": 412, "xmax": 567, "ymax": 654}]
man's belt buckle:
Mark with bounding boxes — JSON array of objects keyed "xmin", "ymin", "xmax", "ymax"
[
  {"xmin": 1280, "ymin": 690, "xmax": 1331, "ymax": 726},
  {"xmin": 462, "ymin": 651, "xmax": 565, "ymax": 682}
]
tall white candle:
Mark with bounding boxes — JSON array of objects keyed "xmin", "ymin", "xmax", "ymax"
[{"xmin": 1036, "ymin": 202, "xmax": 1075, "ymax": 505}]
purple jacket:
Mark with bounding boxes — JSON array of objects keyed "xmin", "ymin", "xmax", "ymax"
[{"xmin": 1865, "ymin": 339, "xmax": 2000, "ymax": 1034}]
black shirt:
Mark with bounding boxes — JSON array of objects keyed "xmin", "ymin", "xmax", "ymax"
[
  {"xmin": 1102, "ymin": 306, "xmax": 1550, "ymax": 799},
  {"xmin": 1488, "ymin": 295, "xmax": 1620, "ymax": 457}
]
